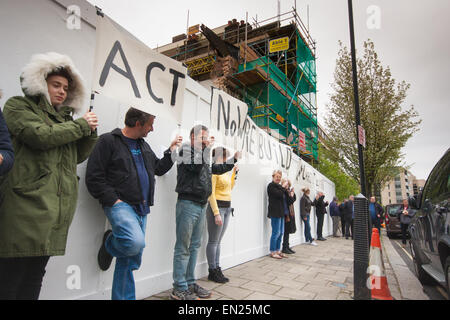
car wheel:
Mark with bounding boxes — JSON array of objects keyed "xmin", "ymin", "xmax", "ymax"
[
  {"xmin": 410, "ymin": 241, "xmax": 435, "ymax": 286},
  {"xmin": 445, "ymin": 256, "xmax": 450, "ymax": 299}
]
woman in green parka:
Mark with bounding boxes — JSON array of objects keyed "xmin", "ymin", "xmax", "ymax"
[{"xmin": 0, "ymin": 52, "xmax": 99, "ymax": 300}]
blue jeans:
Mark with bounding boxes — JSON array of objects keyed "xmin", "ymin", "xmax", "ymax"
[
  {"xmin": 303, "ymin": 215, "xmax": 312, "ymax": 243},
  {"xmin": 104, "ymin": 202, "xmax": 147, "ymax": 300},
  {"xmin": 270, "ymin": 217, "xmax": 285, "ymax": 252},
  {"xmin": 173, "ymin": 199, "xmax": 207, "ymax": 291}
]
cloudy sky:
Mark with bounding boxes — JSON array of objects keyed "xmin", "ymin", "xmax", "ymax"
[{"xmin": 86, "ymin": 0, "xmax": 450, "ymax": 180}]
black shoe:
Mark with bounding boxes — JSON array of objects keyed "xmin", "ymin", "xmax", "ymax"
[
  {"xmin": 208, "ymin": 268, "xmax": 227, "ymax": 283},
  {"xmin": 288, "ymin": 247, "xmax": 296, "ymax": 254},
  {"xmin": 98, "ymin": 230, "xmax": 113, "ymax": 271},
  {"xmin": 317, "ymin": 237, "xmax": 326, "ymax": 241},
  {"xmin": 282, "ymin": 248, "xmax": 293, "ymax": 254},
  {"xmin": 216, "ymin": 267, "xmax": 229, "ymax": 283}
]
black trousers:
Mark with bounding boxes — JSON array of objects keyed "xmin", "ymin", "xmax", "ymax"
[
  {"xmin": 282, "ymin": 231, "xmax": 290, "ymax": 249},
  {"xmin": 0, "ymin": 256, "xmax": 50, "ymax": 300},
  {"xmin": 371, "ymin": 217, "xmax": 381, "ymax": 233},
  {"xmin": 401, "ymin": 223, "xmax": 409, "ymax": 245},
  {"xmin": 344, "ymin": 218, "xmax": 353, "ymax": 238},
  {"xmin": 340, "ymin": 216, "xmax": 346, "ymax": 236},
  {"xmin": 316, "ymin": 213, "xmax": 324, "ymax": 238}
]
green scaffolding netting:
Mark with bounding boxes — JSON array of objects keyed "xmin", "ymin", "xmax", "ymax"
[{"xmin": 236, "ymin": 29, "xmax": 318, "ymax": 160}]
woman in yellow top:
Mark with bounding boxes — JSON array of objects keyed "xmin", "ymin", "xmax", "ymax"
[{"xmin": 206, "ymin": 147, "xmax": 238, "ymax": 283}]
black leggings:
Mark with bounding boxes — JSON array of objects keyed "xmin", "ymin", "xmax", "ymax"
[{"xmin": 0, "ymin": 256, "xmax": 50, "ymax": 300}]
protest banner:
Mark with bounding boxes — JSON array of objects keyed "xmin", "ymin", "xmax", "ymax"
[
  {"xmin": 211, "ymin": 88, "xmax": 292, "ymax": 170},
  {"xmin": 92, "ymin": 15, "xmax": 187, "ymax": 123}
]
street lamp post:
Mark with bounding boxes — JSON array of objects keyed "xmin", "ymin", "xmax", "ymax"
[{"xmin": 347, "ymin": 0, "xmax": 371, "ymax": 300}]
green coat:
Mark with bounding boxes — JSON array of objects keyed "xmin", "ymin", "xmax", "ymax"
[{"xmin": 0, "ymin": 95, "xmax": 98, "ymax": 257}]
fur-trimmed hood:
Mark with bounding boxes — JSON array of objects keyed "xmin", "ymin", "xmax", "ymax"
[{"xmin": 20, "ymin": 52, "xmax": 86, "ymax": 113}]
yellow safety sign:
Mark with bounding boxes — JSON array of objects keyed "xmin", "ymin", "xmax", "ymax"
[{"xmin": 269, "ymin": 37, "xmax": 289, "ymax": 53}]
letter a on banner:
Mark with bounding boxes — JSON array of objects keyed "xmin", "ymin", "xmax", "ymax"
[{"xmin": 92, "ymin": 15, "xmax": 187, "ymax": 123}]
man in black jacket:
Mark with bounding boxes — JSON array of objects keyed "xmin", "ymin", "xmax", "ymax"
[
  {"xmin": 85, "ymin": 107, "xmax": 181, "ymax": 300},
  {"xmin": 313, "ymin": 192, "xmax": 329, "ymax": 241},
  {"xmin": 170, "ymin": 124, "xmax": 240, "ymax": 300},
  {"xmin": 343, "ymin": 195, "xmax": 355, "ymax": 239}
]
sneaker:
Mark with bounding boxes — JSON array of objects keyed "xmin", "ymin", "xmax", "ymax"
[
  {"xmin": 216, "ymin": 267, "xmax": 229, "ymax": 283},
  {"xmin": 208, "ymin": 268, "xmax": 227, "ymax": 283},
  {"xmin": 98, "ymin": 230, "xmax": 113, "ymax": 271},
  {"xmin": 188, "ymin": 283, "xmax": 211, "ymax": 299},
  {"xmin": 310, "ymin": 241, "xmax": 318, "ymax": 246},
  {"xmin": 282, "ymin": 248, "xmax": 293, "ymax": 254},
  {"xmin": 287, "ymin": 247, "xmax": 296, "ymax": 254},
  {"xmin": 170, "ymin": 289, "xmax": 199, "ymax": 300}
]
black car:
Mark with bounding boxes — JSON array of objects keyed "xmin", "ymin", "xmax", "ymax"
[{"xmin": 409, "ymin": 148, "xmax": 449, "ymax": 297}]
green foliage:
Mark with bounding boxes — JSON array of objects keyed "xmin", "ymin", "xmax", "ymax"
[
  {"xmin": 324, "ymin": 40, "xmax": 421, "ymax": 196},
  {"xmin": 317, "ymin": 145, "xmax": 360, "ymax": 200}
]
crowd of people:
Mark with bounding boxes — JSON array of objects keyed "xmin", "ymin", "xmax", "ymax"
[
  {"xmin": 0, "ymin": 52, "xmax": 243, "ymax": 301},
  {"xmin": 0, "ymin": 52, "xmax": 407, "ymax": 301}
]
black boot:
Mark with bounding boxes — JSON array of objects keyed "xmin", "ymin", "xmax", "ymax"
[
  {"xmin": 282, "ymin": 246, "xmax": 293, "ymax": 254},
  {"xmin": 216, "ymin": 267, "xmax": 229, "ymax": 283},
  {"xmin": 208, "ymin": 268, "xmax": 226, "ymax": 283},
  {"xmin": 98, "ymin": 230, "xmax": 113, "ymax": 271}
]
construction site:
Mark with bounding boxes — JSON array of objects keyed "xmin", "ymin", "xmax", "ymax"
[{"xmin": 157, "ymin": 8, "xmax": 319, "ymax": 163}]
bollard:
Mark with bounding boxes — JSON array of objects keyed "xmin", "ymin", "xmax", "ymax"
[{"xmin": 353, "ymin": 194, "xmax": 371, "ymax": 300}]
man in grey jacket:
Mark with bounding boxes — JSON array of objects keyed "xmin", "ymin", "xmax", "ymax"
[{"xmin": 396, "ymin": 199, "xmax": 416, "ymax": 247}]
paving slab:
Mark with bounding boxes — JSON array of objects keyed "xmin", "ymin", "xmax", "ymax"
[{"xmin": 144, "ymin": 234, "xmax": 408, "ymax": 300}]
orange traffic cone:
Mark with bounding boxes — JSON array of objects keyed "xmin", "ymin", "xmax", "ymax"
[{"xmin": 368, "ymin": 228, "xmax": 394, "ymax": 300}]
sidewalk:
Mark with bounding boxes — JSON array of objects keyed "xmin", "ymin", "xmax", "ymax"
[
  {"xmin": 145, "ymin": 228, "xmax": 432, "ymax": 300},
  {"xmin": 380, "ymin": 229, "xmax": 429, "ymax": 300},
  {"xmin": 146, "ymin": 232, "xmax": 402, "ymax": 300}
]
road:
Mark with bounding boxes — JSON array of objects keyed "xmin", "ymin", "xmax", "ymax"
[{"xmin": 387, "ymin": 234, "xmax": 448, "ymax": 300}]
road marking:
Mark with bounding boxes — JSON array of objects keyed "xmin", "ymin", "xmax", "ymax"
[{"xmin": 393, "ymin": 240, "xmax": 413, "ymax": 260}]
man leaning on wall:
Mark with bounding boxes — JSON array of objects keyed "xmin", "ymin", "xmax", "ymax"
[
  {"xmin": 170, "ymin": 124, "xmax": 241, "ymax": 300},
  {"xmin": 85, "ymin": 107, "xmax": 182, "ymax": 300}
]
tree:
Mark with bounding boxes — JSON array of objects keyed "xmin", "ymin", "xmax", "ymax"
[
  {"xmin": 316, "ymin": 145, "xmax": 360, "ymax": 201},
  {"xmin": 324, "ymin": 40, "xmax": 421, "ymax": 196}
]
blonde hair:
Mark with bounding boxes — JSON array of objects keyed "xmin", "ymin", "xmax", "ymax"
[
  {"xmin": 272, "ymin": 170, "xmax": 282, "ymax": 177},
  {"xmin": 301, "ymin": 187, "xmax": 310, "ymax": 194}
]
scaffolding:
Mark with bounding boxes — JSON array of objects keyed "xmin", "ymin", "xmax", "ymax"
[{"xmin": 159, "ymin": 8, "xmax": 319, "ymax": 162}]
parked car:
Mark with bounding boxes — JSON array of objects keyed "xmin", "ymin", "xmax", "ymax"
[
  {"xmin": 385, "ymin": 203, "xmax": 404, "ymax": 238},
  {"xmin": 409, "ymin": 148, "xmax": 449, "ymax": 297}
]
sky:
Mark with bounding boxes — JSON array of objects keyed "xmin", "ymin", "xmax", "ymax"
[{"xmin": 86, "ymin": 0, "xmax": 450, "ymax": 180}]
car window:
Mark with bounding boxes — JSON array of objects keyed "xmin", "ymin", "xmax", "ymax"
[
  {"xmin": 430, "ymin": 155, "xmax": 450, "ymax": 200},
  {"xmin": 387, "ymin": 205, "xmax": 401, "ymax": 217},
  {"xmin": 421, "ymin": 150, "xmax": 450, "ymax": 205}
]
